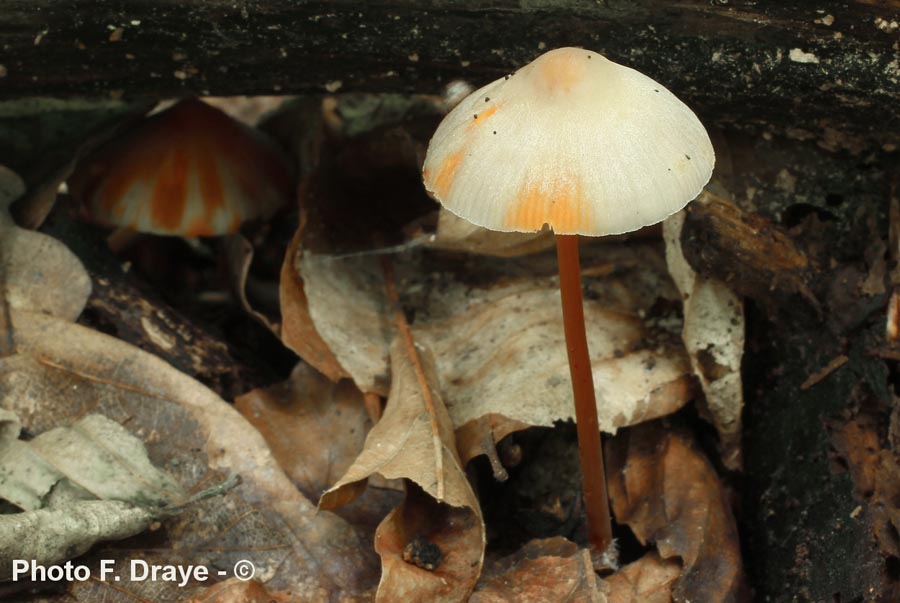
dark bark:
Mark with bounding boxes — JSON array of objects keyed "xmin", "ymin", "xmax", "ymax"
[{"xmin": 2, "ymin": 1, "xmax": 899, "ymax": 149}]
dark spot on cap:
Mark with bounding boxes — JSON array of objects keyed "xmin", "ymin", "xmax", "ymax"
[
  {"xmin": 587, "ymin": 54, "xmax": 592, "ymax": 59},
  {"xmin": 654, "ymin": 89, "xmax": 659, "ymax": 93},
  {"xmin": 493, "ymin": 130, "xmax": 497, "ymax": 135},
  {"xmin": 685, "ymin": 154, "xmax": 691, "ymax": 160},
  {"xmin": 667, "ymin": 168, "xmax": 672, "ymax": 171},
  {"xmin": 473, "ymin": 114, "xmax": 478, "ymax": 119},
  {"xmin": 485, "ymin": 97, "xmax": 490, "ymax": 102}
]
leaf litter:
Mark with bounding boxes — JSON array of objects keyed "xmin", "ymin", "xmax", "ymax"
[
  {"xmin": 284, "ymin": 125, "xmax": 696, "ymax": 451},
  {"xmin": 319, "ymin": 336, "xmax": 485, "ymax": 602},
  {"xmin": 0, "ymin": 162, "xmax": 380, "ymax": 600},
  {"xmin": 0, "ymin": 93, "xmax": 753, "ymax": 603},
  {"xmin": 606, "ymin": 421, "xmax": 748, "ymax": 603}
]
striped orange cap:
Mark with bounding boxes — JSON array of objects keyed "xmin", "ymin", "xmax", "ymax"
[
  {"xmin": 69, "ymin": 98, "xmax": 293, "ymax": 236},
  {"xmin": 423, "ymin": 47, "xmax": 714, "ymax": 236}
]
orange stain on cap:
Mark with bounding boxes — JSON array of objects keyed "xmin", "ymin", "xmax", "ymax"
[
  {"xmin": 150, "ymin": 147, "xmax": 190, "ymax": 231},
  {"xmin": 196, "ymin": 143, "xmax": 225, "ymax": 215},
  {"xmin": 69, "ymin": 99, "xmax": 293, "ymax": 236},
  {"xmin": 505, "ymin": 173, "xmax": 592, "ymax": 232},
  {"xmin": 427, "ymin": 149, "xmax": 465, "ymax": 199},
  {"xmin": 535, "ymin": 49, "xmax": 588, "ymax": 94}
]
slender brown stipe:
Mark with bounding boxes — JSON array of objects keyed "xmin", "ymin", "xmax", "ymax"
[{"xmin": 555, "ymin": 234, "xmax": 613, "ymax": 553}]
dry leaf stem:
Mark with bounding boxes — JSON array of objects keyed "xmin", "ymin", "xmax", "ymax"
[
  {"xmin": 380, "ymin": 256, "xmax": 445, "ymax": 499},
  {"xmin": 556, "ymin": 234, "xmax": 613, "ymax": 553}
]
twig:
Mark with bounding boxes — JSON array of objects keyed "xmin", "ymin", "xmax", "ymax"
[{"xmin": 800, "ymin": 355, "xmax": 849, "ymax": 390}]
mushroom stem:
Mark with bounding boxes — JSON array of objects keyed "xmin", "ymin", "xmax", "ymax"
[{"xmin": 555, "ymin": 234, "xmax": 613, "ymax": 554}]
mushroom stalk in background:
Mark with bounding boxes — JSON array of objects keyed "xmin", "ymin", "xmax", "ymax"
[{"xmin": 423, "ymin": 47, "xmax": 714, "ymax": 555}]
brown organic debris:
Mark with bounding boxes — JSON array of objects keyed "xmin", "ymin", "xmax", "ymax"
[
  {"xmin": 471, "ymin": 537, "xmax": 604, "ymax": 603},
  {"xmin": 606, "ymin": 553, "xmax": 680, "ymax": 603},
  {"xmin": 827, "ymin": 403, "xmax": 900, "ymax": 565},
  {"xmin": 607, "ymin": 421, "xmax": 748, "ymax": 603},
  {"xmin": 319, "ymin": 337, "xmax": 485, "ymax": 602},
  {"xmin": 375, "ymin": 485, "xmax": 483, "ymax": 603},
  {"xmin": 680, "ymin": 191, "xmax": 819, "ymax": 313}
]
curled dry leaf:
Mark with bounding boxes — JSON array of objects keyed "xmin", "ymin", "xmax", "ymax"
[
  {"xmin": 300, "ymin": 245, "xmax": 694, "ymax": 443},
  {"xmin": 0, "ymin": 311, "xmax": 378, "ymax": 601},
  {"xmin": 664, "ymin": 207, "xmax": 745, "ymax": 470},
  {"xmin": 222, "ymin": 233, "xmax": 281, "ymax": 335},
  {"xmin": 374, "ymin": 484, "xmax": 483, "ymax": 603},
  {"xmin": 607, "ymin": 421, "xmax": 748, "ymax": 603},
  {"xmin": 320, "ymin": 339, "xmax": 484, "ymax": 603},
  {"xmin": 471, "ymin": 537, "xmax": 605, "ymax": 603},
  {"xmin": 605, "ymin": 553, "xmax": 680, "ymax": 603},
  {"xmin": 0, "ymin": 165, "xmax": 91, "ymax": 323}
]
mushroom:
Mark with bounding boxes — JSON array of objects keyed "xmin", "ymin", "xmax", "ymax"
[
  {"xmin": 422, "ymin": 47, "xmax": 714, "ymax": 554},
  {"xmin": 68, "ymin": 98, "xmax": 293, "ymax": 238}
]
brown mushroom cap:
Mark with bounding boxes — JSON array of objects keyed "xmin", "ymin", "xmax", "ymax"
[
  {"xmin": 423, "ymin": 47, "xmax": 715, "ymax": 236},
  {"xmin": 69, "ymin": 98, "xmax": 293, "ymax": 237}
]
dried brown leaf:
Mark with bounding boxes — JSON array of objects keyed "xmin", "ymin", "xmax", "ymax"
[
  {"xmin": 375, "ymin": 484, "xmax": 484, "ymax": 603},
  {"xmin": 235, "ymin": 363, "xmax": 401, "ymax": 531},
  {"xmin": 607, "ymin": 422, "xmax": 747, "ymax": 603},
  {"xmin": 300, "ymin": 247, "xmax": 693, "ymax": 436},
  {"xmin": 235, "ymin": 363, "xmax": 369, "ymax": 499},
  {"xmin": 320, "ymin": 338, "xmax": 484, "ymax": 603},
  {"xmin": 664, "ymin": 209, "xmax": 745, "ymax": 470},
  {"xmin": 279, "ymin": 223, "xmax": 349, "ymax": 382},
  {"xmin": 606, "ymin": 553, "xmax": 680, "ymax": 603},
  {"xmin": 0, "ymin": 311, "xmax": 378, "ymax": 602},
  {"xmin": 320, "ymin": 338, "xmax": 479, "ymax": 511},
  {"xmin": 471, "ymin": 537, "xmax": 605, "ymax": 603}
]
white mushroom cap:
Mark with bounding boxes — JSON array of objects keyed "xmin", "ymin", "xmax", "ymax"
[{"xmin": 423, "ymin": 47, "xmax": 714, "ymax": 236}]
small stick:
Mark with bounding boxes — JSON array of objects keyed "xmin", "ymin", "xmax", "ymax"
[
  {"xmin": 800, "ymin": 354, "xmax": 849, "ymax": 390},
  {"xmin": 556, "ymin": 234, "xmax": 613, "ymax": 554}
]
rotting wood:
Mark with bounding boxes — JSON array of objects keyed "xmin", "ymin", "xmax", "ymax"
[
  {"xmin": 2, "ymin": 1, "xmax": 899, "ymax": 150},
  {"xmin": 680, "ymin": 192, "xmax": 821, "ymax": 314}
]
